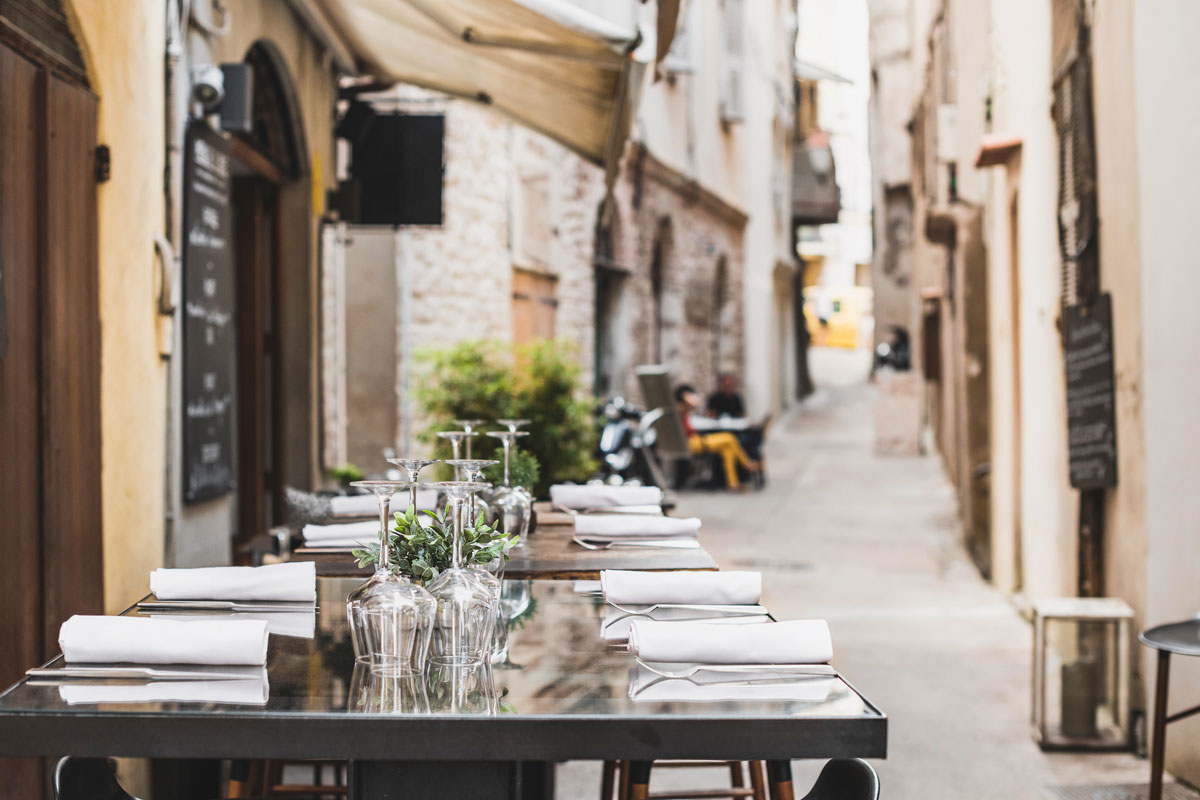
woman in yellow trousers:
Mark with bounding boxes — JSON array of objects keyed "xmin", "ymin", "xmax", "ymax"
[{"xmin": 675, "ymin": 385, "xmax": 760, "ymax": 490}]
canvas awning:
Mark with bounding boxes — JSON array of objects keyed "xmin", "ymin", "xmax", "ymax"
[{"xmin": 314, "ymin": 0, "xmax": 646, "ymax": 172}]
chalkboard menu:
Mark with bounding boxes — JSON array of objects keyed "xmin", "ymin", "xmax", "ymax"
[
  {"xmin": 1064, "ymin": 293, "xmax": 1118, "ymax": 489},
  {"xmin": 182, "ymin": 124, "xmax": 236, "ymax": 503}
]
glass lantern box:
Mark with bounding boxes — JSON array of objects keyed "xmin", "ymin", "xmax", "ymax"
[{"xmin": 1032, "ymin": 597, "xmax": 1133, "ymax": 750}]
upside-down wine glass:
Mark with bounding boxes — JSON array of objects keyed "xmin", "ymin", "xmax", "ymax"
[
  {"xmin": 346, "ymin": 481, "xmax": 416, "ymax": 663},
  {"xmin": 346, "ymin": 480, "xmax": 437, "ymax": 676},
  {"xmin": 496, "ymin": 419, "xmax": 531, "ymax": 434},
  {"xmin": 436, "ymin": 431, "xmax": 475, "ymax": 478},
  {"xmin": 426, "ymin": 482, "xmax": 499, "ymax": 667},
  {"xmin": 452, "ymin": 419, "xmax": 488, "ymax": 458},
  {"xmin": 444, "ymin": 459, "xmax": 498, "ymax": 533},
  {"xmin": 485, "ymin": 431, "xmax": 532, "ymax": 548},
  {"xmin": 386, "ymin": 457, "xmax": 441, "ymax": 513}
]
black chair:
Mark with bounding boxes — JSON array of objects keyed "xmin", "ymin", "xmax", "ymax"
[
  {"xmin": 800, "ymin": 759, "xmax": 880, "ymax": 800},
  {"xmin": 53, "ymin": 758, "xmax": 139, "ymax": 800}
]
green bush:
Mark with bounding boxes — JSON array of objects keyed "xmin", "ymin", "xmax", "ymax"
[{"xmin": 416, "ymin": 339, "xmax": 597, "ymax": 498}]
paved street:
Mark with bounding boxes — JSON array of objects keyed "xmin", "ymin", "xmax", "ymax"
[{"xmin": 559, "ymin": 348, "xmax": 1185, "ymax": 799}]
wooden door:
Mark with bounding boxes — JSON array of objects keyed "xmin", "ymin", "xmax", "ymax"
[
  {"xmin": 512, "ymin": 268, "xmax": 557, "ymax": 344},
  {"xmin": 0, "ymin": 43, "xmax": 103, "ymax": 797},
  {"xmin": 233, "ymin": 177, "xmax": 282, "ymax": 544}
]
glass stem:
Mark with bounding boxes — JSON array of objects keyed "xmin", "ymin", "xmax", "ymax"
[
  {"xmin": 502, "ymin": 439, "xmax": 512, "ymax": 488},
  {"xmin": 450, "ymin": 496, "xmax": 464, "ymax": 569},
  {"xmin": 409, "ymin": 484, "xmax": 418, "ymax": 516},
  {"xmin": 377, "ymin": 494, "xmax": 392, "ymax": 573}
]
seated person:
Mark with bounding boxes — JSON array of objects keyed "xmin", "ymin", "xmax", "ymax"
[
  {"xmin": 676, "ymin": 384, "xmax": 760, "ymax": 490},
  {"xmin": 706, "ymin": 373, "xmax": 746, "ymax": 419}
]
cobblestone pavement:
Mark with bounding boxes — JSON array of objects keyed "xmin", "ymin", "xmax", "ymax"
[{"xmin": 557, "ymin": 348, "xmax": 1191, "ymax": 799}]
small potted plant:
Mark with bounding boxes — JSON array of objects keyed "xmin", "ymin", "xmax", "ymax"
[{"xmin": 352, "ymin": 505, "xmax": 519, "ymax": 583}]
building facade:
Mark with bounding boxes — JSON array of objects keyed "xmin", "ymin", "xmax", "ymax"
[{"xmin": 869, "ymin": 0, "xmax": 1200, "ymax": 783}]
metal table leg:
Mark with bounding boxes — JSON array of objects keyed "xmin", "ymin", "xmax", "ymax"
[{"xmin": 1150, "ymin": 649, "xmax": 1171, "ymax": 800}]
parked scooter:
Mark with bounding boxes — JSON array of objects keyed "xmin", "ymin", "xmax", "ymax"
[{"xmin": 593, "ymin": 396, "xmax": 660, "ymax": 486}]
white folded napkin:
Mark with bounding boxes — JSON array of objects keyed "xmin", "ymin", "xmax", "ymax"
[
  {"xmin": 59, "ymin": 668, "xmax": 269, "ymax": 706},
  {"xmin": 302, "ymin": 519, "xmax": 380, "ymax": 546},
  {"xmin": 329, "ymin": 494, "xmax": 378, "ymax": 517},
  {"xmin": 573, "ymin": 580, "xmax": 602, "ymax": 594},
  {"xmin": 150, "ymin": 562, "xmax": 315, "ymax": 602},
  {"xmin": 550, "ymin": 484, "xmax": 664, "ymax": 509},
  {"xmin": 628, "ymin": 619, "xmax": 833, "ymax": 665},
  {"xmin": 59, "ymin": 616, "xmax": 270, "ymax": 666},
  {"xmin": 628, "ymin": 666, "xmax": 834, "ymax": 703},
  {"xmin": 601, "ymin": 570, "xmax": 761, "ymax": 605},
  {"xmin": 574, "ymin": 515, "xmax": 700, "ymax": 541},
  {"xmin": 602, "ymin": 606, "xmax": 770, "ymax": 641}
]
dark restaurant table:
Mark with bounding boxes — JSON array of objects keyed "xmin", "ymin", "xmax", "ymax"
[
  {"xmin": 272, "ymin": 511, "xmax": 720, "ymax": 579},
  {"xmin": 0, "ymin": 579, "xmax": 886, "ymax": 799}
]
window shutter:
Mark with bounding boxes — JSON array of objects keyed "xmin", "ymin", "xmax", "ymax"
[
  {"xmin": 719, "ymin": 0, "xmax": 745, "ymax": 123},
  {"xmin": 662, "ymin": 1, "xmax": 696, "ymax": 74}
]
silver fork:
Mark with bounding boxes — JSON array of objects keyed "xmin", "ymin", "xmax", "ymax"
[
  {"xmin": 634, "ymin": 660, "xmax": 836, "ymax": 680},
  {"xmin": 608, "ymin": 602, "xmax": 768, "ymax": 616},
  {"xmin": 573, "ymin": 537, "xmax": 700, "ymax": 550}
]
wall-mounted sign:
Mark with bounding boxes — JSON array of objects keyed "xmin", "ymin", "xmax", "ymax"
[
  {"xmin": 1064, "ymin": 292, "xmax": 1118, "ymax": 489},
  {"xmin": 181, "ymin": 124, "xmax": 236, "ymax": 503}
]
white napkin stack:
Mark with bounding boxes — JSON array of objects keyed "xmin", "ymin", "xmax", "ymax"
[
  {"xmin": 329, "ymin": 489, "xmax": 438, "ymax": 518},
  {"xmin": 150, "ymin": 562, "xmax": 316, "ymax": 603},
  {"xmin": 151, "ymin": 611, "xmax": 316, "ymax": 639},
  {"xmin": 301, "ymin": 519, "xmax": 380, "ymax": 549},
  {"xmin": 574, "ymin": 515, "xmax": 701, "ymax": 542},
  {"xmin": 601, "ymin": 570, "xmax": 761, "ymax": 605},
  {"xmin": 59, "ymin": 616, "xmax": 270, "ymax": 666},
  {"xmin": 627, "ymin": 619, "xmax": 833, "ymax": 665},
  {"xmin": 550, "ymin": 484, "xmax": 664, "ymax": 509},
  {"xmin": 59, "ymin": 667, "xmax": 270, "ymax": 706}
]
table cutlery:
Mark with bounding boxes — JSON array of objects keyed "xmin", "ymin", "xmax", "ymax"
[
  {"xmin": 26, "ymin": 666, "xmax": 260, "ymax": 682},
  {"xmin": 573, "ymin": 537, "xmax": 700, "ymax": 551},
  {"xmin": 634, "ymin": 660, "xmax": 836, "ymax": 681},
  {"xmin": 608, "ymin": 602, "xmax": 768, "ymax": 616},
  {"xmin": 138, "ymin": 600, "xmax": 317, "ymax": 613}
]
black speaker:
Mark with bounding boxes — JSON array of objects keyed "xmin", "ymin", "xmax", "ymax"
[{"xmin": 347, "ymin": 113, "xmax": 444, "ymax": 226}]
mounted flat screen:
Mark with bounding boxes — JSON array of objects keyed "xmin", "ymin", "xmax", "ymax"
[{"xmin": 181, "ymin": 124, "xmax": 236, "ymax": 503}]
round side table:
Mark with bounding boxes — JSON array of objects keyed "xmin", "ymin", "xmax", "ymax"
[{"xmin": 1139, "ymin": 619, "xmax": 1200, "ymax": 800}]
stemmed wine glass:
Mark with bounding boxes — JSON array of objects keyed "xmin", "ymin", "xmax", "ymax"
[
  {"xmin": 485, "ymin": 431, "xmax": 532, "ymax": 548},
  {"xmin": 386, "ymin": 457, "xmax": 441, "ymax": 513},
  {"xmin": 346, "ymin": 480, "xmax": 437, "ymax": 676},
  {"xmin": 436, "ymin": 431, "xmax": 475, "ymax": 478},
  {"xmin": 452, "ymin": 419, "xmax": 488, "ymax": 458},
  {"xmin": 444, "ymin": 459, "xmax": 498, "ymax": 531},
  {"xmin": 426, "ymin": 482, "xmax": 499, "ymax": 667},
  {"xmin": 496, "ymin": 419, "xmax": 531, "ymax": 433}
]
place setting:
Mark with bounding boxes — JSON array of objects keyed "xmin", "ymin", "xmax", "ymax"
[
  {"xmin": 548, "ymin": 483, "xmax": 702, "ymax": 550},
  {"xmin": 579, "ymin": 568, "xmax": 838, "ymax": 704}
]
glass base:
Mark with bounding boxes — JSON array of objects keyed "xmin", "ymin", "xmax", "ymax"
[
  {"xmin": 369, "ymin": 658, "xmax": 424, "ymax": 678},
  {"xmin": 430, "ymin": 654, "xmax": 486, "ymax": 668}
]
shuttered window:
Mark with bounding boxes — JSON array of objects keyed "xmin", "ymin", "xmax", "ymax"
[{"xmin": 719, "ymin": 0, "xmax": 745, "ymax": 123}]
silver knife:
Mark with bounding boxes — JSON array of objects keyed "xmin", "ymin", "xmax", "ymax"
[
  {"xmin": 138, "ymin": 600, "xmax": 316, "ymax": 613},
  {"xmin": 27, "ymin": 666, "xmax": 259, "ymax": 681}
]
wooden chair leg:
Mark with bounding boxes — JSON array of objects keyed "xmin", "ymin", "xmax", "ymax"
[
  {"xmin": 618, "ymin": 760, "xmax": 631, "ymax": 800},
  {"xmin": 601, "ymin": 760, "xmax": 617, "ymax": 800},
  {"xmin": 627, "ymin": 761, "xmax": 652, "ymax": 800},
  {"xmin": 749, "ymin": 761, "xmax": 767, "ymax": 800},
  {"xmin": 766, "ymin": 761, "xmax": 795, "ymax": 800},
  {"xmin": 730, "ymin": 761, "xmax": 745, "ymax": 789},
  {"xmin": 1150, "ymin": 650, "xmax": 1171, "ymax": 800}
]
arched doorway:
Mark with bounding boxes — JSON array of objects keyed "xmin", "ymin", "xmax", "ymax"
[
  {"xmin": 0, "ymin": 1, "xmax": 101, "ymax": 794},
  {"xmin": 229, "ymin": 40, "xmax": 311, "ymax": 546}
]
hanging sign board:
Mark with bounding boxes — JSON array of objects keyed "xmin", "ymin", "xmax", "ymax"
[
  {"xmin": 1064, "ymin": 293, "xmax": 1118, "ymax": 489},
  {"xmin": 181, "ymin": 124, "xmax": 236, "ymax": 503}
]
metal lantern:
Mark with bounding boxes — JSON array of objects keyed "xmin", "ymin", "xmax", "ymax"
[{"xmin": 1032, "ymin": 598, "xmax": 1133, "ymax": 750}]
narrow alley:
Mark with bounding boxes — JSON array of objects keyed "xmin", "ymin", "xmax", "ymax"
[{"xmin": 560, "ymin": 348, "xmax": 1185, "ymax": 800}]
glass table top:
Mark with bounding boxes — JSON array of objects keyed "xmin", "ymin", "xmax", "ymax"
[{"xmin": 0, "ymin": 579, "xmax": 880, "ymax": 723}]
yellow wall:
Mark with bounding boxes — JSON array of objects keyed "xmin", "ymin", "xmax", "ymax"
[{"xmin": 67, "ymin": 0, "xmax": 169, "ymax": 613}]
